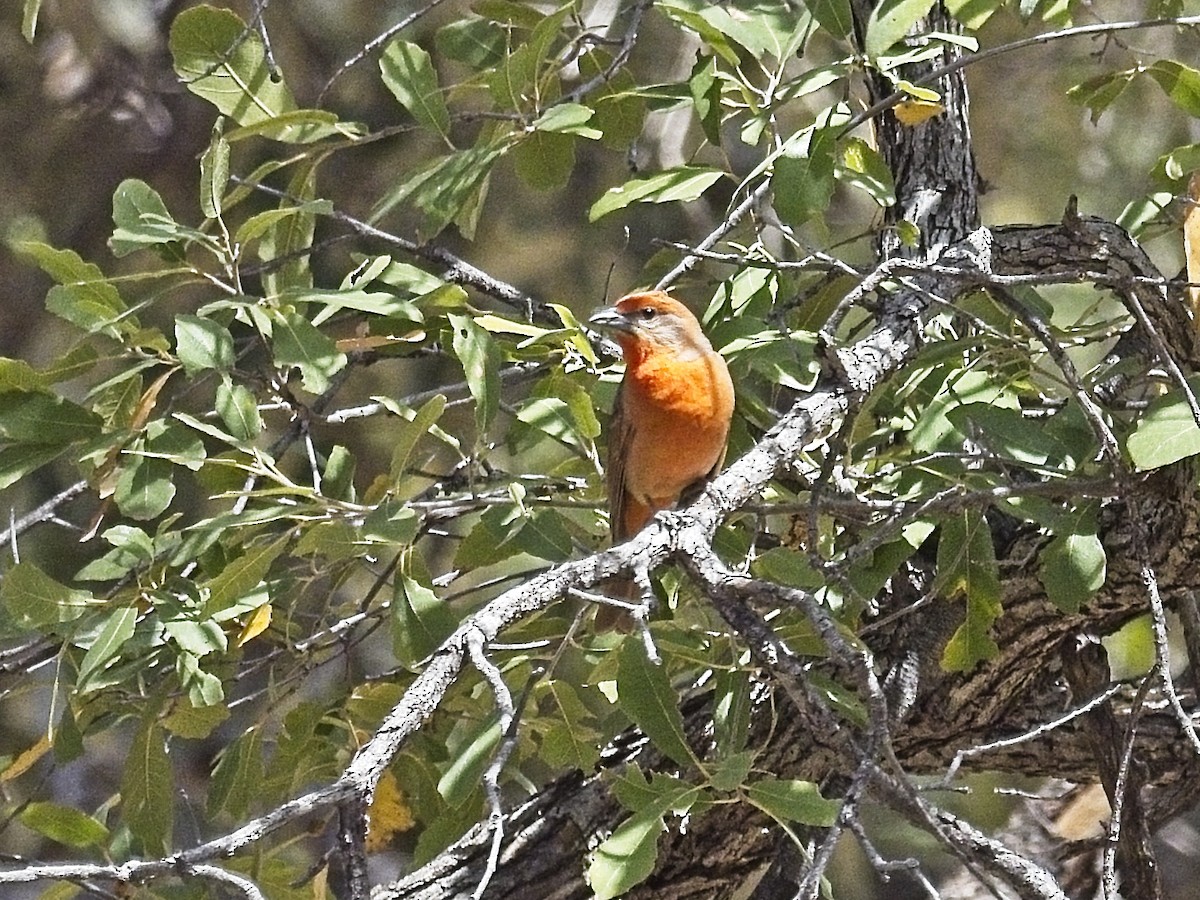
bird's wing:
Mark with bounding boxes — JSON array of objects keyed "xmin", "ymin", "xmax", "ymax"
[{"xmin": 606, "ymin": 383, "xmax": 637, "ymax": 541}]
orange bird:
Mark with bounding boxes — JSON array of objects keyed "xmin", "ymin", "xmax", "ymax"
[{"xmin": 589, "ymin": 290, "xmax": 735, "ymax": 627}]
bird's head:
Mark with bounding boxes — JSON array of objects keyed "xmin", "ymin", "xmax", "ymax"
[{"xmin": 588, "ymin": 291, "xmax": 713, "ymax": 364}]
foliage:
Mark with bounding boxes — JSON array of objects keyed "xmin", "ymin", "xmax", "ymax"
[{"xmin": 3, "ymin": 1, "xmax": 1200, "ymax": 897}]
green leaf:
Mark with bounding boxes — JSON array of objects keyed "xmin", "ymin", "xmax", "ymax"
[
  {"xmin": 946, "ymin": 402, "xmax": 1077, "ymax": 467},
  {"xmin": 170, "ymin": 5, "xmax": 342, "ymax": 142},
  {"xmin": 745, "ymin": 777, "xmax": 840, "ymax": 826},
  {"xmin": 688, "ymin": 54, "xmax": 722, "ymax": 145},
  {"xmin": 114, "ymin": 453, "xmax": 175, "ymax": 520},
  {"xmin": 1039, "ymin": 505, "xmax": 1105, "ymax": 613},
  {"xmin": 373, "ymin": 142, "xmax": 504, "ymax": 241},
  {"xmin": 837, "ymin": 137, "xmax": 896, "ymax": 207},
  {"xmin": 1126, "ymin": 375, "xmax": 1200, "ymax": 469},
  {"xmin": 121, "ymin": 719, "xmax": 173, "ymax": 854},
  {"xmin": 774, "ymin": 125, "xmax": 837, "ymax": 227},
  {"xmin": 448, "ymin": 313, "xmax": 501, "ymax": 440},
  {"xmin": 234, "ymin": 200, "xmax": 333, "ymax": 247},
  {"xmin": 200, "ymin": 118, "xmax": 231, "ymax": 219},
  {"xmin": 175, "ymin": 315, "xmax": 235, "ymax": 375},
  {"xmin": 1, "ymin": 562, "xmax": 97, "ymax": 628},
  {"xmin": 0, "ymin": 444, "xmax": 67, "ymax": 491},
  {"xmin": 209, "ymin": 727, "xmax": 265, "ymax": 818},
  {"xmin": 532, "ymin": 103, "xmax": 601, "ymax": 136},
  {"xmin": 711, "ymin": 669, "xmax": 752, "ymax": 761},
  {"xmin": 487, "ymin": 5, "xmax": 569, "ymax": 112},
  {"xmin": 0, "ymin": 358, "xmax": 47, "ymax": 393},
  {"xmin": 301, "ymin": 287, "xmax": 423, "ymax": 326},
  {"xmin": 224, "ymin": 108, "xmax": 363, "ymax": 143},
  {"xmin": 436, "ymin": 17, "xmax": 506, "ymax": 69},
  {"xmin": 945, "ymin": 0, "xmax": 1003, "ymax": 29},
  {"xmin": 1145, "ymin": 60, "xmax": 1200, "ymax": 118},
  {"xmin": 0, "ymin": 391, "xmax": 101, "ymax": 443},
  {"xmin": 589, "ymin": 166, "xmax": 725, "ymax": 221},
  {"xmin": 514, "ymin": 397, "xmax": 587, "ymax": 449},
  {"xmin": 578, "ymin": 52, "xmax": 646, "ymax": 150},
  {"xmin": 270, "ymin": 308, "xmax": 348, "ymax": 394},
  {"xmin": 260, "ymin": 162, "xmax": 319, "ymax": 295},
  {"xmin": 77, "ymin": 605, "xmax": 138, "ymax": 693},
  {"xmin": 660, "ymin": 0, "xmax": 804, "ymax": 60},
  {"xmin": 203, "ymin": 537, "xmax": 288, "ymax": 616},
  {"xmin": 110, "ymin": 179, "xmax": 192, "ymax": 257},
  {"xmin": 1068, "ymin": 69, "xmax": 1136, "ymax": 124},
  {"xmin": 537, "ymin": 680, "xmax": 600, "ymax": 770},
  {"xmin": 20, "ymin": 802, "xmax": 110, "ymax": 849},
  {"xmin": 163, "ymin": 700, "xmax": 230, "ymax": 739},
  {"xmin": 215, "ymin": 378, "xmax": 264, "ymax": 441},
  {"xmin": 513, "ymin": 131, "xmax": 577, "ymax": 191},
  {"xmin": 936, "ymin": 509, "xmax": 1002, "ymax": 672},
  {"xmin": 616, "ymin": 639, "xmax": 695, "ymax": 768},
  {"xmin": 389, "ymin": 394, "xmax": 447, "ymax": 488},
  {"xmin": 909, "ymin": 368, "xmax": 1013, "ymax": 453},
  {"xmin": 392, "ymin": 574, "xmax": 457, "ymax": 669},
  {"xmin": 176, "ymin": 650, "xmax": 225, "ymax": 707},
  {"xmin": 161, "ymin": 595, "xmax": 227, "ymax": 658},
  {"xmin": 589, "ymin": 807, "xmax": 664, "ymax": 900},
  {"xmin": 380, "ymin": 39, "xmax": 451, "ymax": 138},
  {"xmin": 22, "ymin": 0, "xmax": 42, "ymax": 41},
  {"xmin": 802, "ymin": 0, "xmax": 852, "ymax": 36},
  {"xmin": 362, "ymin": 501, "xmax": 419, "ymax": 546},
  {"xmin": 865, "ymin": 0, "xmax": 937, "ymax": 58},
  {"xmin": 17, "ymin": 242, "xmax": 129, "ymax": 337},
  {"xmin": 590, "ymin": 771, "xmax": 704, "ymax": 899},
  {"xmin": 752, "ymin": 547, "xmax": 823, "ymax": 590},
  {"xmin": 656, "ymin": 3, "xmax": 739, "ymax": 64},
  {"xmin": 437, "ymin": 719, "xmax": 502, "ymax": 807}
]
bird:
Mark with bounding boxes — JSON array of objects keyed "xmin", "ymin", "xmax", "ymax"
[{"xmin": 589, "ymin": 290, "xmax": 735, "ymax": 630}]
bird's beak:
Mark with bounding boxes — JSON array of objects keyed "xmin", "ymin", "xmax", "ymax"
[{"xmin": 588, "ymin": 307, "xmax": 632, "ymax": 333}]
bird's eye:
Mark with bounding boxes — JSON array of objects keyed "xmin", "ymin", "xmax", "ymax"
[{"xmin": 640, "ymin": 307, "xmax": 657, "ymax": 320}]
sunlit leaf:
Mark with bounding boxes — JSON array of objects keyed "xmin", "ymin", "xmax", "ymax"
[
  {"xmin": 1144, "ymin": 60, "xmax": 1200, "ymax": 118},
  {"xmin": 1039, "ymin": 504, "xmax": 1105, "ymax": 613},
  {"xmin": 20, "ymin": 802, "xmax": 110, "ymax": 849},
  {"xmin": 199, "ymin": 118, "xmax": 230, "ymax": 219},
  {"xmin": 865, "ymin": 0, "xmax": 937, "ymax": 58},
  {"xmin": 437, "ymin": 719, "xmax": 501, "ymax": 807},
  {"xmin": 1126, "ymin": 375, "xmax": 1200, "ymax": 469},
  {"xmin": 380, "ymin": 39, "xmax": 450, "ymax": 138},
  {"xmin": 175, "ymin": 315, "xmax": 235, "ymax": 375},
  {"xmin": 170, "ymin": 5, "xmax": 346, "ymax": 142},
  {"xmin": 270, "ymin": 308, "xmax": 348, "ymax": 394},
  {"xmin": 589, "ymin": 166, "xmax": 725, "ymax": 221},
  {"xmin": 448, "ymin": 313, "xmax": 501, "ymax": 440},
  {"xmin": 77, "ymin": 605, "xmax": 138, "ymax": 693},
  {"xmin": 745, "ymin": 777, "xmax": 840, "ymax": 826},
  {"xmin": 1, "ymin": 563, "xmax": 97, "ymax": 628}
]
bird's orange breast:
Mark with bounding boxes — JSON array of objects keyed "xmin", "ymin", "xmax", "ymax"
[{"xmin": 621, "ymin": 349, "xmax": 734, "ymax": 504}]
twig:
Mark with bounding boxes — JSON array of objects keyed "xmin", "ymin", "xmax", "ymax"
[
  {"xmin": 317, "ymin": 0, "xmax": 454, "ymax": 105},
  {"xmin": 466, "ymin": 629, "xmax": 518, "ymax": 900}
]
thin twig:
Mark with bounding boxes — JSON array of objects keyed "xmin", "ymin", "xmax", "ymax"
[{"xmin": 317, "ymin": 0, "xmax": 454, "ymax": 105}]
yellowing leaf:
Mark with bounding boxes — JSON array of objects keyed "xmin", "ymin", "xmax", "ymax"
[
  {"xmin": 1, "ymin": 734, "xmax": 51, "ymax": 782},
  {"xmin": 366, "ymin": 770, "xmax": 416, "ymax": 852},
  {"xmin": 236, "ymin": 603, "xmax": 272, "ymax": 647},
  {"xmin": 894, "ymin": 99, "xmax": 945, "ymax": 126}
]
